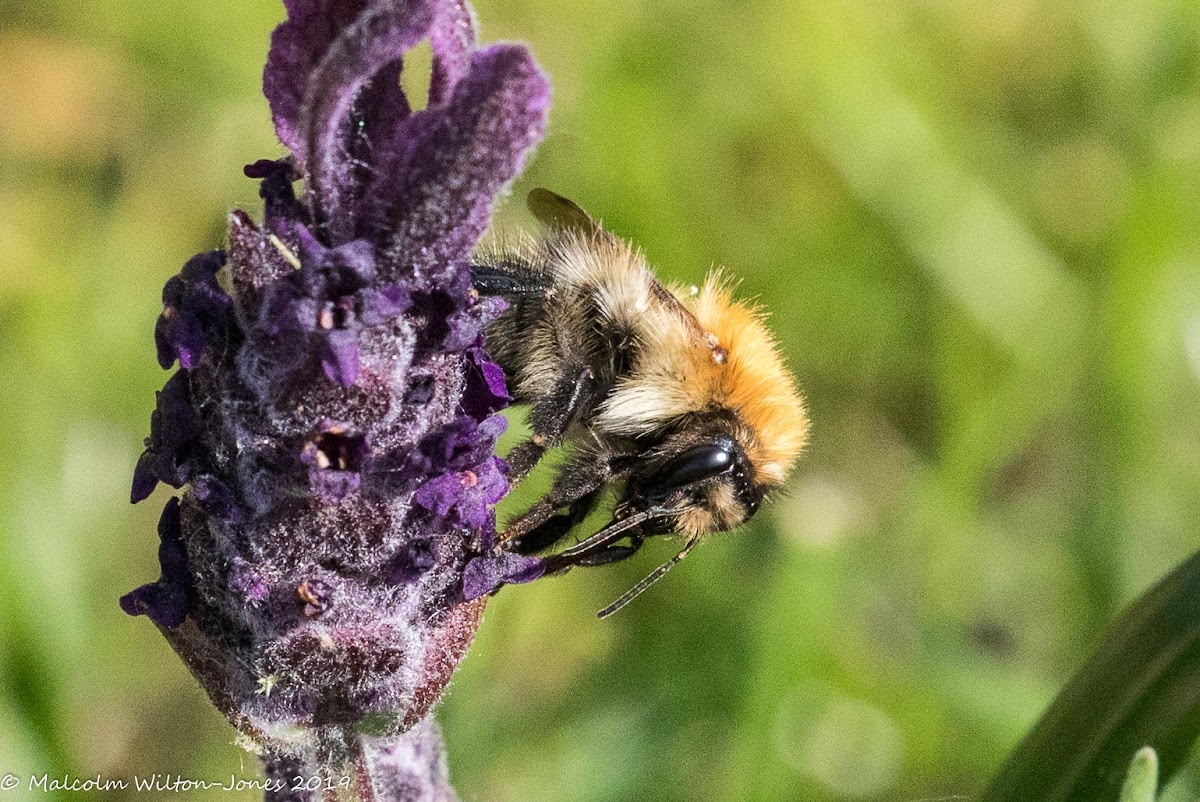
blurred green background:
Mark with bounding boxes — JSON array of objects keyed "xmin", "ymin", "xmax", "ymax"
[{"xmin": 3, "ymin": 0, "xmax": 1200, "ymax": 799}]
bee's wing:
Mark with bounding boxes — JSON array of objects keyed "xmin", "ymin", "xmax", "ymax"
[
  {"xmin": 527, "ymin": 188, "xmax": 601, "ymax": 235},
  {"xmin": 524, "ymin": 189, "xmax": 705, "ymax": 336}
]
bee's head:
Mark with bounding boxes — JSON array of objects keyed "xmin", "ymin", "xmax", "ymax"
[
  {"xmin": 617, "ymin": 423, "xmax": 765, "ymax": 539},
  {"xmin": 591, "ymin": 273, "xmax": 808, "ymax": 541},
  {"xmin": 551, "ymin": 425, "xmax": 765, "ymax": 619}
]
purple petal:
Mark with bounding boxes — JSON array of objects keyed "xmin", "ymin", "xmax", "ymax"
[
  {"xmin": 243, "ymin": 158, "xmax": 282, "ymax": 179},
  {"xmin": 263, "ymin": 0, "xmax": 372, "ymax": 165},
  {"xmin": 497, "ymin": 552, "xmax": 545, "ymax": 585},
  {"xmin": 130, "ymin": 452, "xmax": 160, "ymax": 504},
  {"xmin": 476, "ymin": 456, "xmax": 509, "ymax": 506},
  {"xmin": 119, "ymin": 583, "xmax": 155, "ymax": 618},
  {"xmin": 461, "ymin": 557, "xmax": 499, "ymax": 601},
  {"xmin": 153, "ymin": 556, "xmax": 190, "ymax": 606},
  {"xmin": 370, "ymin": 44, "xmax": 550, "ymax": 280},
  {"xmin": 476, "ymin": 515, "xmax": 499, "ymax": 551},
  {"xmin": 294, "ymin": 230, "xmax": 376, "ymax": 295},
  {"xmin": 321, "ymin": 328, "xmax": 361, "ymax": 385},
  {"xmin": 461, "ymin": 347, "xmax": 510, "ymax": 419},
  {"xmin": 156, "ymin": 497, "xmax": 188, "ymax": 582},
  {"xmin": 303, "ymin": 3, "xmax": 434, "ymax": 243},
  {"xmin": 153, "ymin": 251, "xmax": 232, "ymax": 369},
  {"xmin": 339, "ymin": 0, "xmax": 477, "ymax": 244},
  {"xmin": 294, "ymin": 224, "xmax": 332, "ymax": 270},
  {"xmin": 453, "ymin": 458, "xmax": 508, "ymax": 529},
  {"xmin": 360, "ymin": 284, "xmax": 411, "ymax": 326},
  {"xmin": 179, "ymin": 249, "xmax": 230, "ymax": 293},
  {"xmin": 412, "ymin": 472, "xmax": 463, "ymax": 518},
  {"xmin": 120, "ymin": 498, "xmax": 192, "ymax": 628},
  {"xmin": 477, "ymin": 414, "xmax": 507, "ymax": 441},
  {"xmin": 462, "ymin": 552, "xmax": 544, "ymax": 601},
  {"xmin": 452, "ymin": 493, "xmax": 490, "ymax": 529},
  {"xmin": 132, "ymin": 371, "xmax": 203, "ymax": 500},
  {"xmin": 155, "ymin": 310, "xmax": 206, "ymax": 369},
  {"xmin": 473, "ymin": 292, "xmax": 508, "ymax": 320},
  {"xmin": 331, "ymin": 239, "xmax": 377, "ymax": 282},
  {"xmin": 344, "ymin": 60, "xmax": 411, "ymax": 228},
  {"xmin": 157, "ymin": 373, "xmax": 203, "ymax": 444},
  {"xmin": 412, "ymin": 459, "xmax": 505, "ymax": 527},
  {"xmin": 428, "ymin": 0, "xmax": 477, "ymax": 106},
  {"xmin": 416, "ymin": 417, "xmax": 496, "ymax": 473},
  {"xmin": 120, "ymin": 582, "xmax": 189, "ymax": 629},
  {"xmin": 442, "ymin": 308, "xmax": 485, "ymax": 351}
]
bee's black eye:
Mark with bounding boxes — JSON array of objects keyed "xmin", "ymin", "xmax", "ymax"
[{"xmin": 651, "ymin": 441, "xmax": 737, "ymax": 491}]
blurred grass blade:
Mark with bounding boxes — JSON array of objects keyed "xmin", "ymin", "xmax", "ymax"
[
  {"xmin": 1118, "ymin": 748, "xmax": 1158, "ymax": 802},
  {"xmin": 981, "ymin": 551, "xmax": 1200, "ymax": 802}
]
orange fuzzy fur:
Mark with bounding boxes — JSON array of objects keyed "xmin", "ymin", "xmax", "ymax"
[
  {"xmin": 688, "ymin": 275, "xmax": 809, "ymax": 484},
  {"xmin": 594, "ymin": 270, "xmax": 809, "ymax": 488}
]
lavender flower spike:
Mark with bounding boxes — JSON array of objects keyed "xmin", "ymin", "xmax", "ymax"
[{"xmin": 123, "ymin": 1, "xmax": 549, "ymax": 798}]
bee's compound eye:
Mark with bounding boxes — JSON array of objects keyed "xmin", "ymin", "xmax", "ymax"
[{"xmin": 652, "ymin": 442, "xmax": 737, "ymax": 491}]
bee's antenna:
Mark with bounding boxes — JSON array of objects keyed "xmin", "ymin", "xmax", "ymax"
[{"xmin": 597, "ymin": 536, "xmax": 699, "ymax": 619}]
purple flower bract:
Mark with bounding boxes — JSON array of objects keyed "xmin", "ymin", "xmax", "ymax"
[{"xmin": 122, "ymin": 0, "xmax": 549, "ymax": 791}]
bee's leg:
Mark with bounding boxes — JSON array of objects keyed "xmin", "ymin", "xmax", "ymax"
[
  {"xmin": 505, "ymin": 365, "xmax": 598, "ymax": 484},
  {"xmin": 500, "ymin": 451, "xmax": 621, "ymax": 547},
  {"xmin": 470, "ymin": 261, "xmax": 551, "ymax": 297},
  {"xmin": 506, "ymin": 488, "xmax": 602, "ymax": 555},
  {"xmin": 506, "ymin": 513, "xmax": 576, "ymax": 555},
  {"xmin": 500, "ymin": 477, "xmax": 607, "ymax": 546},
  {"xmin": 543, "ymin": 535, "xmax": 644, "ymax": 573},
  {"xmin": 575, "ymin": 542, "xmax": 642, "ymax": 567}
]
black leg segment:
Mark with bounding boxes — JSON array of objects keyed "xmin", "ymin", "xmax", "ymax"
[{"xmin": 505, "ymin": 365, "xmax": 598, "ymax": 484}]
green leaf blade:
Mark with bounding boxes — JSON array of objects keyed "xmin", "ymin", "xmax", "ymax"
[{"xmin": 981, "ymin": 552, "xmax": 1200, "ymax": 802}]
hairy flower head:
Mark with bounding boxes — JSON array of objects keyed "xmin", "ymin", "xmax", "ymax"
[{"xmin": 122, "ymin": 0, "xmax": 548, "ymax": 782}]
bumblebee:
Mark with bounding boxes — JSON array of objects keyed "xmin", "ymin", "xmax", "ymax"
[{"xmin": 473, "ymin": 190, "xmax": 808, "ymax": 616}]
